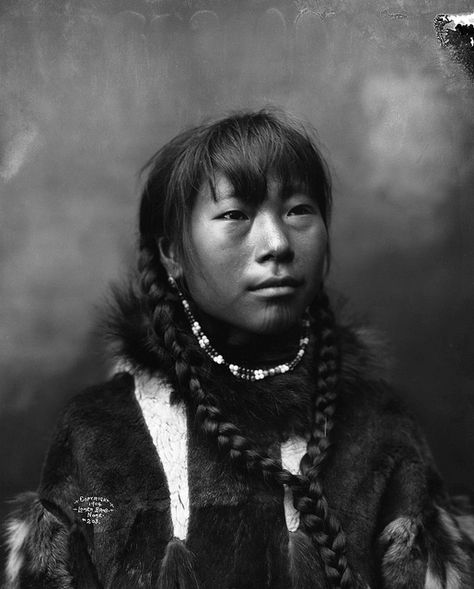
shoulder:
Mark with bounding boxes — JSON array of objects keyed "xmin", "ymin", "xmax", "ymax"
[
  {"xmin": 62, "ymin": 371, "xmax": 135, "ymax": 416},
  {"xmin": 38, "ymin": 370, "xmax": 174, "ymax": 507},
  {"xmin": 338, "ymin": 322, "xmax": 393, "ymax": 385},
  {"xmin": 1, "ymin": 375, "xmax": 143, "ymax": 588},
  {"xmin": 40, "ymin": 372, "xmax": 150, "ymax": 484},
  {"xmin": 48, "ymin": 369, "xmax": 178, "ymax": 458},
  {"xmin": 335, "ymin": 323, "xmax": 426, "ymax": 451},
  {"xmin": 337, "ymin": 322, "xmax": 405, "ymax": 411},
  {"xmin": 52, "ymin": 371, "xmax": 146, "ymax": 434},
  {"xmin": 46, "ymin": 370, "xmax": 176, "ymax": 461}
]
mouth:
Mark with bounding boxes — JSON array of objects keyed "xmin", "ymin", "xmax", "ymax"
[{"xmin": 249, "ymin": 276, "xmax": 303, "ymax": 297}]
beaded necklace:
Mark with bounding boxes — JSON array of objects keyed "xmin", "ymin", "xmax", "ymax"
[{"xmin": 168, "ymin": 276, "xmax": 311, "ymax": 381}]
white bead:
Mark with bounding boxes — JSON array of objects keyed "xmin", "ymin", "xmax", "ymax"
[{"xmin": 181, "ymin": 300, "xmax": 310, "ymax": 381}]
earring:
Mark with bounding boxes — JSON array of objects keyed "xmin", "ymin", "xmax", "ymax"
[
  {"xmin": 167, "ymin": 275, "xmax": 178, "ymax": 290},
  {"xmin": 168, "ymin": 274, "xmax": 187, "ymax": 302}
]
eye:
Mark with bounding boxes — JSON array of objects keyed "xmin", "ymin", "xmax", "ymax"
[
  {"xmin": 219, "ymin": 210, "xmax": 249, "ymax": 221},
  {"xmin": 287, "ymin": 204, "xmax": 315, "ymax": 216}
]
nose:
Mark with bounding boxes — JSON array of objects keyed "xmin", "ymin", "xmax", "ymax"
[{"xmin": 254, "ymin": 212, "xmax": 294, "ymax": 264}]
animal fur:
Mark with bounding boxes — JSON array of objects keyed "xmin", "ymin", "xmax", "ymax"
[
  {"xmin": 2, "ymin": 285, "xmax": 473, "ymax": 588},
  {"xmin": 2, "ymin": 492, "xmax": 101, "ymax": 589},
  {"xmin": 377, "ymin": 505, "xmax": 473, "ymax": 588}
]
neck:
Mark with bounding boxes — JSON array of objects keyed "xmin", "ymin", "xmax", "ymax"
[{"xmin": 195, "ymin": 309, "xmax": 303, "ymax": 367}]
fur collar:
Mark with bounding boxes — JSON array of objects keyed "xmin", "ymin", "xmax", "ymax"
[
  {"xmin": 102, "ymin": 278, "xmax": 391, "ymax": 387},
  {"xmin": 101, "ymin": 279, "xmax": 393, "ymax": 447}
]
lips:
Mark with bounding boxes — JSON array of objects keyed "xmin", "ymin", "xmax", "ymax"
[{"xmin": 249, "ymin": 276, "xmax": 303, "ymax": 291}]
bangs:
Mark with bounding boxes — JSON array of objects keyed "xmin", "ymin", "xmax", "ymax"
[
  {"xmin": 139, "ymin": 109, "xmax": 332, "ymax": 264},
  {"xmin": 200, "ymin": 113, "xmax": 330, "ymax": 214}
]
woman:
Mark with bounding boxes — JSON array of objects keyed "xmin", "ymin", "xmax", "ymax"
[{"xmin": 3, "ymin": 109, "xmax": 473, "ymax": 588}]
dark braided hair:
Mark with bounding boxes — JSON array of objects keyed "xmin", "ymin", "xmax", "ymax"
[{"xmin": 137, "ymin": 110, "xmax": 357, "ymax": 588}]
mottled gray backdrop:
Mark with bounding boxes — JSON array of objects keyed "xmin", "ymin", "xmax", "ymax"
[{"xmin": 1, "ymin": 0, "xmax": 473, "ymax": 544}]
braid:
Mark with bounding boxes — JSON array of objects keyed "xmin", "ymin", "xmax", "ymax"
[
  {"xmin": 138, "ymin": 253, "xmax": 355, "ymax": 587},
  {"xmin": 296, "ymin": 290, "xmax": 355, "ymax": 588},
  {"xmin": 136, "ymin": 246, "xmax": 176, "ymax": 372},
  {"xmin": 136, "ymin": 242, "xmax": 202, "ymax": 383},
  {"xmin": 137, "ymin": 248, "xmax": 306, "ymax": 491}
]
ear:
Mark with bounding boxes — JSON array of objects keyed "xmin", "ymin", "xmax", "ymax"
[{"xmin": 157, "ymin": 237, "xmax": 183, "ymax": 279}]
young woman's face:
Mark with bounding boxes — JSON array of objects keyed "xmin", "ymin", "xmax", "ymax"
[{"xmin": 169, "ymin": 173, "xmax": 328, "ymax": 337}]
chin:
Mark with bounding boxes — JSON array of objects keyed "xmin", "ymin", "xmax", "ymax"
[{"xmin": 249, "ymin": 309, "xmax": 302, "ymax": 335}]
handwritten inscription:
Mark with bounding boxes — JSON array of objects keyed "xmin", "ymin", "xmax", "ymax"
[{"xmin": 73, "ymin": 496, "xmax": 115, "ymax": 525}]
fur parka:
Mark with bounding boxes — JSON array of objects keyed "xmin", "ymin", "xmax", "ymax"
[{"xmin": 2, "ymin": 289, "xmax": 473, "ymax": 589}]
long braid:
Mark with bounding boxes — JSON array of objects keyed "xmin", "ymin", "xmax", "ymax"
[
  {"xmin": 297, "ymin": 290, "xmax": 354, "ymax": 588},
  {"xmin": 137, "ymin": 249, "xmax": 308, "ymax": 492},
  {"xmin": 139, "ymin": 255, "xmax": 355, "ymax": 587}
]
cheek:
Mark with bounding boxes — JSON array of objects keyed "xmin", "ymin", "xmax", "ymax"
[
  {"xmin": 299, "ymin": 224, "xmax": 328, "ymax": 274},
  {"xmin": 185, "ymin": 227, "xmax": 247, "ymax": 295}
]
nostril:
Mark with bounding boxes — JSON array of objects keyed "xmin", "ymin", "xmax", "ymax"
[
  {"xmin": 254, "ymin": 215, "xmax": 294, "ymax": 263},
  {"xmin": 259, "ymin": 241, "xmax": 294, "ymax": 263}
]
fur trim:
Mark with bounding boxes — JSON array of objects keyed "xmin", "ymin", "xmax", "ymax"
[
  {"xmin": 378, "ymin": 507, "xmax": 474, "ymax": 589},
  {"xmin": 338, "ymin": 323, "xmax": 393, "ymax": 384},
  {"xmin": 424, "ymin": 506, "xmax": 474, "ymax": 589},
  {"xmin": 103, "ymin": 279, "xmax": 167, "ymax": 374},
  {"xmin": 3, "ymin": 516, "xmax": 29, "ymax": 588},
  {"xmin": 157, "ymin": 538, "xmax": 199, "ymax": 589},
  {"xmin": 2, "ymin": 492, "xmax": 73, "ymax": 589},
  {"xmin": 103, "ymin": 278, "xmax": 392, "ymax": 384},
  {"xmin": 287, "ymin": 530, "xmax": 326, "ymax": 588},
  {"xmin": 456, "ymin": 514, "xmax": 474, "ymax": 544},
  {"xmin": 378, "ymin": 516, "xmax": 426, "ymax": 588},
  {"xmin": 2, "ymin": 492, "xmax": 102, "ymax": 589}
]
